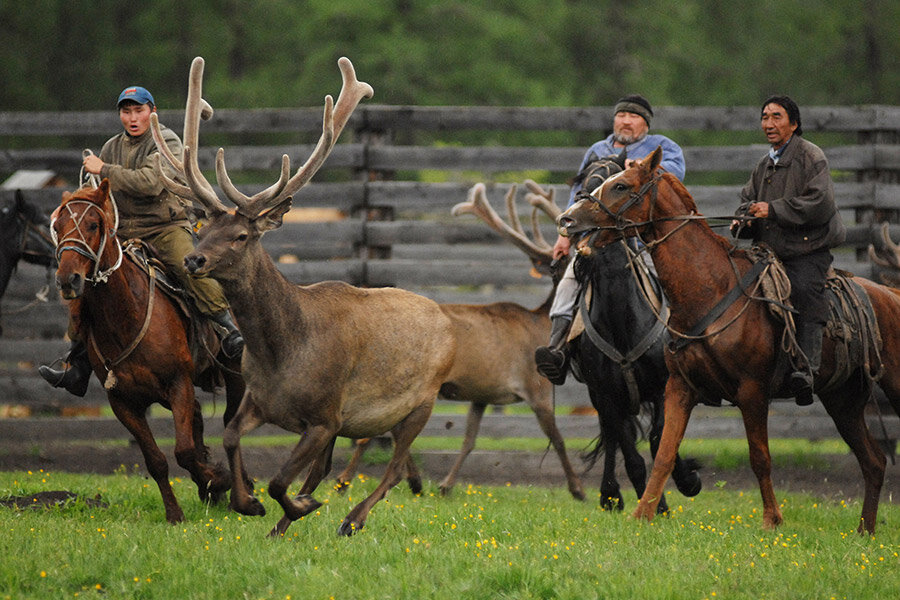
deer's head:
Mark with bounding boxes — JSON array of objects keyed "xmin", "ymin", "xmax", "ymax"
[{"xmin": 151, "ymin": 56, "xmax": 373, "ymax": 281}]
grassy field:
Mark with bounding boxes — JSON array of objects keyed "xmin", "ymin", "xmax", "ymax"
[{"xmin": 1, "ymin": 468, "xmax": 898, "ymax": 600}]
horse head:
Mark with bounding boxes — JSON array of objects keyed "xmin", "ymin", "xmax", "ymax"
[
  {"xmin": 51, "ymin": 179, "xmax": 122, "ymax": 298},
  {"xmin": 557, "ymin": 146, "xmax": 667, "ymax": 254}
]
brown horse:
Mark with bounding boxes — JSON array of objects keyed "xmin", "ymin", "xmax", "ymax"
[
  {"xmin": 51, "ymin": 180, "xmax": 245, "ymax": 523},
  {"xmin": 558, "ymin": 146, "xmax": 900, "ymax": 534}
]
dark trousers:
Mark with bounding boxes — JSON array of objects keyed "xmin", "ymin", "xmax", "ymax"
[{"xmin": 781, "ymin": 248, "xmax": 833, "ymax": 329}]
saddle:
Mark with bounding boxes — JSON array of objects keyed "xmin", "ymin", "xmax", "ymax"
[
  {"xmin": 121, "ymin": 239, "xmax": 229, "ymax": 392},
  {"xmin": 754, "ymin": 247, "xmax": 884, "ymax": 396}
]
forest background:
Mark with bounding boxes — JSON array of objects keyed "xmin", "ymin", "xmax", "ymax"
[{"xmin": 2, "ymin": 0, "xmax": 898, "ymax": 114}]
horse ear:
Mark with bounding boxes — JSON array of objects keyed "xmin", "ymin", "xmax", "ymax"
[{"xmin": 642, "ymin": 146, "xmax": 662, "ymax": 176}]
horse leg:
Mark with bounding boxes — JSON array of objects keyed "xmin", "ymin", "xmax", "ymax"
[
  {"xmin": 169, "ymin": 380, "xmax": 229, "ymax": 504},
  {"xmin": 339, "ymin": 401, "xmax": 432, "ymax": 536},
  {"xmin": 439, "ymin": 402, "xmax": 487, "ymax": 496},
  {"xmin": 530, "ymin": 401, "xmax": 586, "ymax": 501},
  {"xmin": 597, "ymin": 410, "xmax": 624, "ymax": 511},
  {"xmin": 334, "ymin": 438, "xmax": 373, "ymax": 492},
  {"xmin": 266, "ymin": 424, "xmax": 338, "ymax": 537},
  {"xmin": 632, "ymin": 377, "xmax": 696, "ymax": 522},
  {"xmin": 617, "ymin": 411, "xmax": 665, "ymax": 514},
  {"xmin": 223, "ymin": 392, "xmax": 267, "ymax": 517},
  {"xmin": 737, "ymin": 384, "xmax": 783, "ymax": 530},
  {"xmin": 108, "ymin": 398, "xmax": 184, "ymax": 524},
  {"xmin": 649, "ymin": 397, "xmax": 702, "ymax": 498},
  {"xmin": 820, "ymin": 385, "xmax": 886, "ymax": 535}
]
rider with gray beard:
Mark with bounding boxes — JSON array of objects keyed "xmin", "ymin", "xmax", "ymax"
[{"xmin": 535, "ymin": 94, "xmax": 685, "ymax": 385}]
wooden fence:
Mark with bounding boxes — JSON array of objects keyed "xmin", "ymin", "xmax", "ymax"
[{"xmin": 1, "ymin": 105, "xmax": 899, "ymax": 447}]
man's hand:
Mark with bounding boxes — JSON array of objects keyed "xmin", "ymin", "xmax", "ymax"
[
  {"xmin": 552, "ymin": 235, "xmax": 571, "ymax": 260},
  {"xmin": 83, "ymin": 154, "xmax": 104, "ymax": 175},
  {"xmin": 748, "ymin": 202, "xmax": 769, "ymax": 218}
]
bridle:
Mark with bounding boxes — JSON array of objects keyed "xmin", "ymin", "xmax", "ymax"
[
  {"xmin": 50, "ymin": 195, "xmax": 123, "ymax": 285},
  {"xmin": 572, "ymin": 171, "xmax": 698, "ymax": 253}
]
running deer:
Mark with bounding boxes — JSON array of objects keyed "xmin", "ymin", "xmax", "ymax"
[
  {"xmin": 335, "ymin": 182, "xmax": 586, "ymax": 500},
  {"xmin": 151, "ymin": 56, "xmax": 456, "ymax": 537}
]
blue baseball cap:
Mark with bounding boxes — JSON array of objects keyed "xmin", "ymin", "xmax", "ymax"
[{"xmin": 116, "ymin": 86, "xmax": 155, "ymax": 108}]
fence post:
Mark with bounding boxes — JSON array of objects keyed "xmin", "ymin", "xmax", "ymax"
[{"xmin": 353, "ymin": 110, "xmax": 395, "ymax": 287}]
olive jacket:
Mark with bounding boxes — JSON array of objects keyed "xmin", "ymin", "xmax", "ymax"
[
  {"xmin": 98, "ymin": 124, "xmax": 191, "ymax": 240},
  {"xmin": 737, "ymin": 135, "xmax": 845, "ymax": 259}
]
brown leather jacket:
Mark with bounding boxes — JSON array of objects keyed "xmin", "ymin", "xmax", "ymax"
[
  {"xmin": 736, "ymin": 135, "xmax": 845, "ymax": 259},
  {"xmin": 98, "ymin": 124, "xmax": 191, "ymax": 240}
]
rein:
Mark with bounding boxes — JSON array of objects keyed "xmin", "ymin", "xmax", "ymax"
[
  {"xmin": 89, "ymin": 264, "xmax": 158, "ymax": 390},
  {"xmin": 577, "ymin": 239, "xmax": 669, "ymax": 414},
  {"xmin": 579, "ymin": 175, "xmax": 774, "ymax": 350}
]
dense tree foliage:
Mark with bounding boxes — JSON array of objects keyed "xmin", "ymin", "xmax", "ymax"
[{"xmin": 1, "ymin": 0, "xmax": 897, "ymax": 111}]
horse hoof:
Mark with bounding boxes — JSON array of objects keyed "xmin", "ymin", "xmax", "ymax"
[
  {"xmin": 407, "ymin": 477, "xmax": 423, "ymax": 495},
  {"xmin": 338, "ymin": 519, "xmax": 364, "ymax": 537},
  {"xmin": 333, "ymin": 481, "xmax": 351, "ymax": 495},
  {"xmin": 600, "ymin": 492, "xmax": 623, "ymax": 511},
  {"xmin": 231, "ymin": 496, "xmax": 266, "ymax": 517},
  {"xmin": 571, "ymin": 488, "xmax": 587, "ymax": 502},
  {"xmin": 288, "ymin": 494, "xmax": 322, "ymax": 519}
]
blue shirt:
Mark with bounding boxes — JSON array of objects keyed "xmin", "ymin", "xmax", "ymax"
[{"xmin": 567, "ymin": 133, "xmax": 686, "ymax": 206}]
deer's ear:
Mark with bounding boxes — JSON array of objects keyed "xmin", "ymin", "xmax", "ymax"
[{"xmin": 255, "ymin": 197, "xmax": 293, "ymax": 232}]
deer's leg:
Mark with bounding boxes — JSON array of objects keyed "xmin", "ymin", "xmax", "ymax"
[
  {"xmin": 223, "ymin": 392, "xmax": 266, "ymax": 516},
  {"xmin": 820, "ymin": 385, "xmax": 886, "ymax": 535},
  {"xmin": 439, "ymin": 402, "xmax": 487, "ymax": 496},
  {"xmin": 530, "ymin": 401, "xmax": 586, "ymax": 501},
  {"xmin": 633, "ymin": 376, "xmax": 696, "ymax": 522},
  {"xmin": 334, "ymin": 438, "xmax": 373, "ymax": 492},
  {"xmin": 338, "ymin": 401, "xmax": 433, "ymax": 536},
  {"xmin": 269, "ymin": 436, "xmax": 337, "ymax": 537},
  {"xmin": 266, "ymin": 424, "xmax": 338, "ymax": 537},
  {"xmin": 109, "ymin": 397, "xmax": 184, "ymax": 524}
]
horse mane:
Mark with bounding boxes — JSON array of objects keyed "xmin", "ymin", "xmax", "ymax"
[{"xmin": 660, "ymin": 172, "xmax": 751, "ymax": 261}]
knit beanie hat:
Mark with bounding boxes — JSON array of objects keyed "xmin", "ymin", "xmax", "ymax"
[{"xmin": 614, "ymin": 94, "xmax": 653, "ymax": 126}]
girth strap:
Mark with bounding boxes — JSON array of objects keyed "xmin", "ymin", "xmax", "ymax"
[
  {"xmin": 578, "ymin": 283, "xmax": 670, "ymax": 415},
  {"xmin": 669, "ymin": 258, "xmax": 768, "ymax": 352}
]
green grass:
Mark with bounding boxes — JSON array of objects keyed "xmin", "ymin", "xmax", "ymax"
[{"xmin": 1, "ymin": 469, "xmax": 898, "ymax": 600}]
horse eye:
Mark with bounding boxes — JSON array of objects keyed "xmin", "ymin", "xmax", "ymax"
[{"xmin": 613, "ymin": 182, "xmax": 628, "ymax": 191}]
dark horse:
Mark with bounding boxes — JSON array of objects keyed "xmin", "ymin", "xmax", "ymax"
[
  {"xmin": 552, "ymin": 155, "xmax": 701, "ymax": 512},
  {"xmin": 560, "ymin": 147, "xmax": 900, "ymax": 533},
  {"xmin": 50, "ymin": 180, "xmax": 245, "ymax": 523},
  {"xmin": 0, "ymin": 190, "xmax": 56, "ymax": 335}
]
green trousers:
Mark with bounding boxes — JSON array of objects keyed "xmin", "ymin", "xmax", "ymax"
[{"xmin": 142, "ymin": 226, "xmax": 230, "ymax": 317}]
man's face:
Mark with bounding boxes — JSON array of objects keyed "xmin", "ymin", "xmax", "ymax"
[
  {"xmin": 760, "ymin": 102, "xmax": 797, "ymax": 150},
  {"xmin": 612, "ymin": 111, "xmax": 649, "ymax": 145},
  {"xmin": 119, "ymin": 102, "xmax": 155, "ymax": 137}
]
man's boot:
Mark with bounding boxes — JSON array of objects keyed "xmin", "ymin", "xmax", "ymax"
[
  {"xmin": 212, "ymin": 310, "xmax": 244, "ymax": 359},
  {"xmin": 38, "ymin": 340, "xmax": 92, "ymax": 397},
  {"xmin": 535, "ymin": 316, "xmax": 573, "ymax": 386},
  {"xmin": 789, "ymin": 322, "xmax": 823, "ymax": 406}
]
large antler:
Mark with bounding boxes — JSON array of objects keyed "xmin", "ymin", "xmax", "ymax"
[
  {"xmin": 151, "ymin": 56, "xmax": 373, "ymax": 219},
  {"xmin": 868, "ymin": 222, "xmax": 900, "ymax": 270},
  {"xmin": 451, "ymin": 183, "xmax": 555, "ymax": 269}
]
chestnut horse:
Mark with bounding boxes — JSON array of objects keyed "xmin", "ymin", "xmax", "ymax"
[
  {"xmin": 51, "ymin": 180, "xmax": 245, "ymax": 523},
  {"xmin": 558, "ymin": 146, "xmax": 900, "ymax": 534}
]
